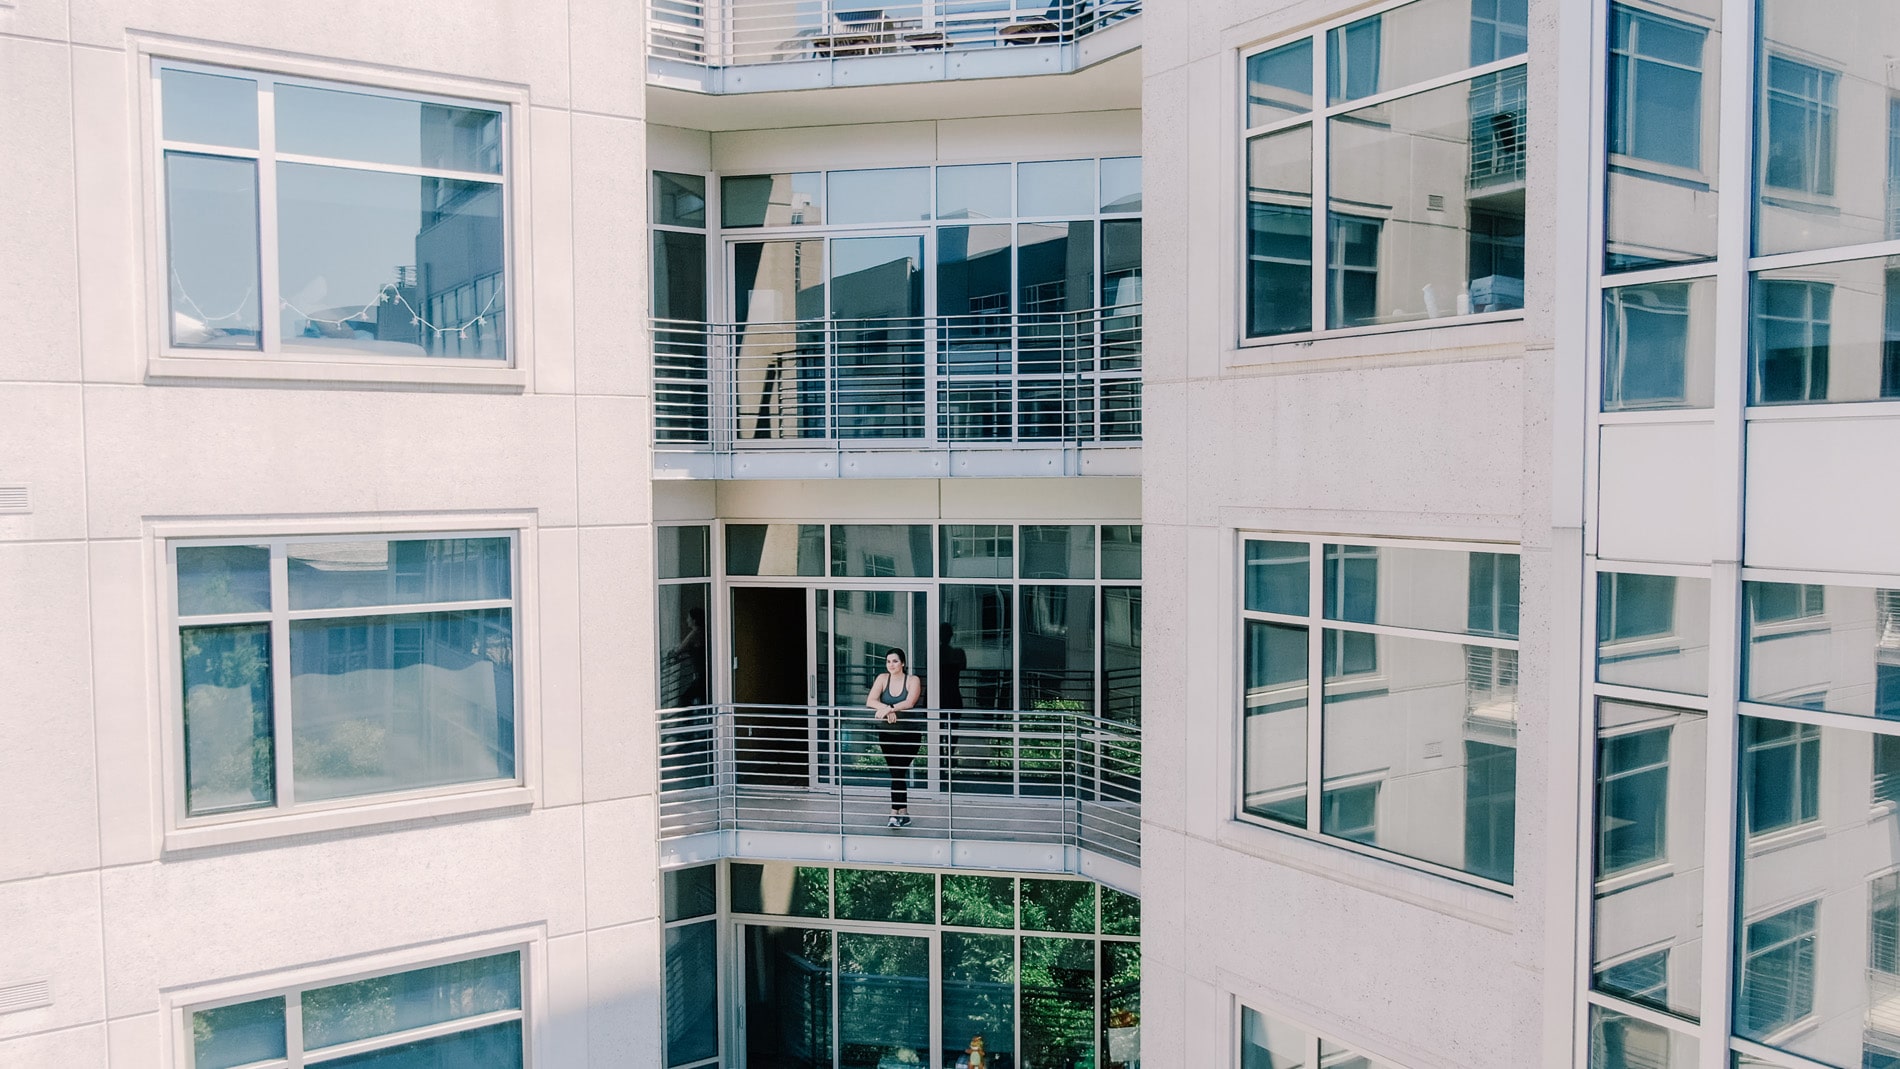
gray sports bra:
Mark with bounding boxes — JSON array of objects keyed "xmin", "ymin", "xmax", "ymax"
[{"xmin": 882, "ymin": 674, "xmax": 911, "ymax": 706}]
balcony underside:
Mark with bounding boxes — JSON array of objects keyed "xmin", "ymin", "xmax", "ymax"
[{"xmin": 654, "ymin": 441, "xmax": 1140, "ymax": 479}]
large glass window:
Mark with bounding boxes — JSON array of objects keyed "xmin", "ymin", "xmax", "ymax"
[
  {"xmin": 1748, "ymin": 256, "xmax": 1900, "ymax": 406},
  {"xmin": 1595, "ymin": 572, "xmax": 1711, "ymax": 696},
  {"xmin": 1240, "ymin": 0, "xmax": 1528, "ymax": 340},
  {"xmin": 188, "ymin": 951, "xmax": 524, "ymax": 1069},
  {"xmin": 1239, "ymin": 538, "xmax": 1522, "ymax": 884},
  {"xmin": 1603, "ymin": 278, "xmax": 1716, "ymax": 410},
  {"xmin": 1603, "ymin": 2, "xmax": 1720, "ymax": 272},
  {"xmin": 174, "ymin": 534, "xmax": 518, "ymax": 819},
  {"xmin": 1741, "ymin": 580, "xmax": 1900, "ymax": 718},
  {"xmin": 157, "ymin": 63, "xmax": 508, "ymax": 361}
]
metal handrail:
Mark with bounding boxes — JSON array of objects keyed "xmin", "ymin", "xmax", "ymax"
[
  {"xmin": 648, "ymin": 0, "xmax": 1142, "ymax": 68},
  {"xmin": 653, "ymin": 304, "xmax": 1142, "ymax": 449},
  {"xmin": 658, "ymin": 703, "xmax": 1140, "ymax": 868}
]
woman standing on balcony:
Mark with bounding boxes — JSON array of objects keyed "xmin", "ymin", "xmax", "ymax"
[{"xmin": 868, "ymin": 648, "xmax": 923, "ymax": 828}]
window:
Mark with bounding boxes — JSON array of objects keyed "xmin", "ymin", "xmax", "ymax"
[
  {"xmin": 187, "ymin": 951, "xmax": 524, "ymax": 1069},
  {"xmin": 665, "ymin": 866, "xmax": 720, "ymax": 1069},
  {"xmin": 1740, "ymin": 717, "xmax": 1820, "ymax": 835},
  {"xmin": 1587, "ymin": 1005, "xmax": 1699, "ymax": 1068},
  {"xmin": 1741, "ymin": 580, "xmax": 1900, "ymax": 717},
  {"xmin": 1761, "ymin": 56, "xmax": 1837, "ymax": 197},
  {"xmin": 1738, "ymin": 901, "xmax": 1818, "ymax": 1037},
  {"xmin": 1603, "ymin": 279, "xmax": 1715, "ymax": 411},
  {"xmin": 156, "ymin": 62, "xmax": 509, "ymax": 363},
  {"xmin": 1751, "ymin": 278, "xmax": 1832, "ymax": 404},
  {"xmin": 1239, "ymin": 538, "xmax": 1522, "ymax": 884},
  {"xmin": 1241, "ymin": 0, "xmax": 1528, "ymax": 340},
  {"xmin": 171, "ymin": 533, "xmax": 519, "ymax": 822},
  {"xmin": 1608, "ymin": 7, "xmax": 1706, "ymax": 171},
  {"xmin": 1597, "ymin": 727, "xmax": 1671, "ymax": 875},
  {"xmin": 1595, "ymin": 572, "xmax": 1710, "ymax": 696},
  {"xmin": 1240, "ymin": 1004, "xmax": 1391, "ymax": 1068}
]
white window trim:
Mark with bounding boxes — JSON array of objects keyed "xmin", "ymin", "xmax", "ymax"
[
  {"xmin": 132, "ymin": 36, "xmax": 534, "ymax": 389},
  {"xmin": 150, "ymin": 512, "xmax": 541, "ymax": 852},
  {"xmin": 162, "ymin": 927, "xmax": 548, "ymax": 1069}
]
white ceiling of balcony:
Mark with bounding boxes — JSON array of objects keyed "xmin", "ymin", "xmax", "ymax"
[{"xmin": 646, "ymin": 49, "xmax": 1140, "ymax": 132}]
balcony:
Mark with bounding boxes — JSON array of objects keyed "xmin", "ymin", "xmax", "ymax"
[
  {"xmin": 658, "ymin": 704, "xmax": 1141, "ymax": 893},
  {"xmin": 649, "ymin": 0, "xmax": 1142, "ymax": 93},
  {"xmin": 652, "ymin": 305, "xmax": 1142, "ymax": 478}
]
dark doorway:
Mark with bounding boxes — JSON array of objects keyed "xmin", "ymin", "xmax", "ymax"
[{"xmin": 733, "ymin": 586, "xmax": 809, "ymax": 786}]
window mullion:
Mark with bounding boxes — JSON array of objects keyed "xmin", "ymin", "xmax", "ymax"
[
  {"xmin": 270, "ymin": 542, "xmax": 295, "ymax": 811},
  {"xmin": 1309, "ymin": 32, "xmax": 1329, "ymax": 335},
  {"xmin": 257, "ymin": 80, "xmax": 283, "ymax": 353},
  {"xmin": 1304, "ymin": 538, "xmax": 1324, "ymax": 827},
  {"xmin": 286, "ymin": 990, "xmax": 306, "ymax": 1068}
]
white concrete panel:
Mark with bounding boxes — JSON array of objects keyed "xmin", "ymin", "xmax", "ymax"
[
  {"xmin": 530, "ymin": 106, "xmax": 577, "ymax": 397},
  {"xmin": 0, "ymin": 37, "xmax": 79, "ymax": 383},
  {"xmin": 539, "ymin": 526, "xmax": 586, "ymax": 809},
  {"xmin": 583, "ymin": 795, "xmax": 659, "ymax": 929},
  {"xmin": 1183, "ymin": 56, "xmax": 1224, "ymax": 384},
  {"xmin": 938, "ymin": 477, "xmax": 1140, "ymax": 519},
  {"xmin": 1139, "ymin": 959, "xmax": 1186, "ymax": 1069},
  {"xmin": 0, "ymin": 0, "xmax": 71, "ymax": 44},
  {"xmin": 647, "ymin": 124, "xmax": 713, "ymax": 173},
  {"xmin": 544, "ymin": 932, "xmax": 591, "ymax": 1069},
  {"xmin": 99, "ymin": 806, "xmax": 586, "ymax": 1017},
  {"xmin": 1139, "ymin": 524, "xmax": 1188, "ymax": 834},
  {"xmin": 0, "ymin": 872, "xmax": 106, "ymax": 1042},
  {"xmin": 71, "ymin": 45, "xmax": 142, "ymax": 387},
  {"xmin": 80, "ymin": 387, "xmax": 581, "ymax": 539},
  {"xmin": 0, "ymin": 542, "xmax": 101, "ymax": 881},
  {"xmin": 715, "ymin": 478, "xmax": 941, "ymax": 519},
  {"xmin": 936, "ymin": 111, "xmax": 1141, "ymax": 161},
  {"xmin": 579, "ymin": 525, "xmax": 656, "ymax": 802},
  {"xmin": 1747, "ymin": 417, "xmax": 1900, "ymax": 574},
  {"xmin": 713, "ymin": 122, "xmax": 936, "ymax": 172},
  {"xmin": 106, "ymin": 1013, "xmax": 161, "ymax": 1069},
  {"xmin": 577, "ymin": 395, "xmax": 653, "ymax": 527},
  {"xmin": 1181, "ymin": 523, "xmax": 1225, "ymax": 841},
  {"xmin": 571, "ymin": 113, "xmax": 647, "ymax": 398},
  {"xmin": 653, "ymin": 480, "xmax": 718, "ymax": 521},
  {"xmin": 569, "ymin": 0, "xmax": 644, "ymax": 119},
  {"xmin": 0, "ymin": 1025, "xmax": 107, "ymax": 1069},
  {"xmin": 586, "ymin": 921, "xmax": 663, "ymax": 1069},
  {"xmin": 0, "ymin": 384, "xmax": 86, "ymax": 543},
  {"xmin": 89, "ymin": 538, "xmax": 160, "ymax": 869},
  {"xmin": 1596, "ymin": 421, "xmax": 1715, "ymax": 565}
]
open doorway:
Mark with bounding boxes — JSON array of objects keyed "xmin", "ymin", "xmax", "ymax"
[{"xmin": 732, "ymin": 587, "xmax": 809, "ymax": 786}]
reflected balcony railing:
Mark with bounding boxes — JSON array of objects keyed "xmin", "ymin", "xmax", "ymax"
[
  {"xmin": 650, "ymin": 0, "xmax": 1142, "ymax": 68},
  {"xmin": 653, "ymin": 305, "xmax": 1141, "ymax": 450},
  {"xmin": 658, "ymin": 703, "xmax": 1141, "ymax": 869}
]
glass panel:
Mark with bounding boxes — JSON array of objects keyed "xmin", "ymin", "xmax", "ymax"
[
  {"xmin": 161, "ymin": 68, "xmax": 258, "ymax": 149},
  {"xmin": 177, "ymin": 545, "xmax": 271, "ymax": 616},
  {"xmin": 181, "ymin": 623, "xmax": 275, "ymax": 816},
  {"xmin": 1101, "ymin": 888, "xmax": 1139, "ymax": 936},
  {"xmin": 316, "ymin": 1019, "xmax": 522, "ymax": 1068},
  {"xmin": 166, "ymin": 153, "xmax": 262, "ymax": 350},
  {"xmin": 725, "ymin": 523, "xmax": 826, "ymax": 576},
  {"xmin": 828, "ymin": 167, "xmax": 932, "ymax": 224},
  {"xmin": 723, "ymin": 172, "xmax": 823, "ymax": 227},
  {"xmin": 1322, "ymin": 544, "xmax": 1519, "ymax": 638},
  {"xmin": 1245, "ymin": 125, "xmax": 1314, "ymax": 338},
  {"xmin": 654, "ymin": 171, "xmax": 707, "ymax": 228},
  {"xmin": 938, "ymin": 223, "xmax": 1015, "ymax": 440},
  {"xmin": 666, "ymin": 921, "xmax": 718, "ymax": 1067},
  {"xmin": 287, "ymin": 608, "xmax": 516, "ymax": 803},
  {"xmin": 1741, "ymin": 582, "xmax": 1900, "ymax": 717},
  {"xmin": 831, "ymin": 525, "xmax": 933, "ymax": 578},
  {"xmin": 744, "ymin": 925, "xmax": 832, "ymax": 1069},
  {"xmin": 941, "ymin": 584, "xmax": 1012, "ymax": 713},
  {"xmin": 654, "ymin": 230, "xmax": 709, "ymax": 443},
  {"xmin": 939, "ymin": 164, "xmax": 1013, "ymax": 221},
  {"xmin": 1021, "ymin": 586, "xmax": 1095, "ymax": 713},
  {"xmin": 1245, "ymin": 540, "xmax": 1310, "ymax": 616},
  {"xmin": 832, "ymin": 236, "xmax": 925, "ymax": 439},
  {"xmin": 659, "ymin": 583, "xmax": 711, "ymax": 709},
  {"xmin": 834, "ymin": 867, "xmax": 935, "ymax": 924},
  {"xmin": 1754, "ymin": 0, "xmax": 1894, "ymax": 255},
  {"xmin": 1321, "ymin": 632, "xmax": 1518, "ymax": 881},
  {"xmin": 1592, "ymin": 702, "xmax": 1706, "ymax": 1022},
  {"xmin": 1604, "ymin": 1, "xmax": 1720, "ymax": 272},
  {"xmin": 1246, "ymin": 39, "xmax": 1313, "ymax": 126},
  {"xmin": 287, "ymin": 537, "xmax": 510, "ymax": 610},
  {"xmin": 1103, "ymin": 587, "xmax": 1141, "ymax": 725},
  {"xmin": 1328, "ymin": 0, "xmax": 1525, "ymax": 105},
  {"xmin": 1019, "ymin": 160, "xmax": 1095, "ymax": 218},
  {"xmin": 1021, "ymin": 525, "xmax": 1094, "ymax": 579},
  {"xmin": 1329, "ymin": 69, "xmax": 1528, "ymax": 328},
  {"xmin": 1017, "ymin": 221, "xmax": 1096, "ymax": 414},
  {"xmin": 191, "ymin": 996, "xmax": 286, "ymax": 1069},
  {"xmin": 1100, "ymin": 157, "xmax": 1141, "ymax": 214},
  {"xmin": 943, "ymin": 933, "xmax": 1015, "ymax": 1069},
  {"xmin": 1587, "ymin": 1006, "xmax": 1698, "ymax": 1069},
  {"xmin": 837, "ymin": 932, "xmax": 930, "ymax": 1069},
  {"xmin": 1750, "ymin": 257, "xmax": 1900, "ymax": 405},
  {"xmin": 1318, "ymin": 1039, "xmax": 1382, "ymax": 1068},
  {"xmin": 1243, "ymin": 620, "xmax": 1309, "ymax": 827},
  {"xmin": 1021, "ymin": 878, "xmax": 1095, "ymax": 933},
  {"xmin": 1101, "ymin": 526, "xmax": 1141, "ymax": 580},
  {"xmin": 302, "ymin": 953, "xmax": 520, "ymax": 1050},
  {"xmin": 1596, "ymin": 573, "xmax": 1711, "ymax": 696},
  {"xmin": 1100, "ymin": 941, "xmax": 1140, "ymax": 1069},
  {"xmin": 277, "ymin": 162, "xmax": 506, "ymax": 360},
  {"xmin": 275, "ymin": 84, "xmax": 502, "ymax": 174},
  {"xmin": 1021, "ymin": 937, "xmax": 1095, "ymax": 1069},
  {"xmin": 941, "ymin": 525, "xmax": 1013, "ymax": 579},
  {"xmin": 658, "ymin": 526, "xmax": 712, "ymax": 580},
  {"xmin": 730, "ymin": 862, "xmax": 831, "ymax": 917},
  {"xmin": 1740, "ymin": 716, "xmax": 1823, "ymax": 836},
  {"xmin": 730, "ymin": 237, "xmax": 827, "ymax": 439},
  {"xmin": 941, "ymin": 874, "xmax": 1015, "ymax": 928},
  {"xmin": 1603, "ymin": 278, "xmax": 1717, "ymax": 410},
  {"xmin": 1240, "ymin": 1005, "xmax": 1310, "ymax": 1069},
  {"xmin": 664, "ymin": 865, "xmax": 717, "ymax": 922}
]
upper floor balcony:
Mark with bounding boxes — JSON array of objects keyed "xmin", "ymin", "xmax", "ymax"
[
  {"xmin": 648, "ymin": 0, "xmax": 1143, "ymax": 94},
  {"xmin": 652, "ymin": 304, "xmax": 1141, "ymax": 478}
]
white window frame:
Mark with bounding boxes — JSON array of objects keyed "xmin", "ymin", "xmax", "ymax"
[
  {"xmin": 152, "ymin": 513, "xmax": 539, "ymax": 851},
  {"xmin": 163, "ymin": 929, "xmax": 546, "ymax": 1069},
  {"xmin": 135, "ymin": 39, "xmax": 533, "ymax": 389}
]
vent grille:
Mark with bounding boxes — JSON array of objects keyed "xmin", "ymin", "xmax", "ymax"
[
  {"xmin": 1426, "ymin": 194, "xmax": 1446, "ymax": 211},
  {"xmin": 0, "ymin": 484, "xmax": 27, "ymax": 514},
  {"xmin": 0, "ymin": 979, "xmax": 51, "ymax": 1014}
]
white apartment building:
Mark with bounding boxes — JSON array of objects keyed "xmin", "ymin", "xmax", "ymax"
[{"xmin": 4, "ymin": 0, "xmax": 1896, "ymax": 1068}]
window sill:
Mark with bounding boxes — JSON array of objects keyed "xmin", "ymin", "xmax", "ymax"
[
  {"xmin": 1594, "ymin": 859, "xmax": 1676, "ymax": 896},
  {"xmin": 163, "ymin": 784, "xmax": 535, "ymax": 853},
  {"xmin": 1741, "ymin": 820, "xmax": 1826, "ymax": 859},
  {"xmin": 1231, "ymin": 315, "xmax": 1526, "ymax": 369},
  {"xmin": 147, "ymin": 352, "xmax": 527, "ymax": 391}
]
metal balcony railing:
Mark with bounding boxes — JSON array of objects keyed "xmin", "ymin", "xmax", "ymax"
[
  {"xmin": 649, "ymin": 0, "xmax": 1141, "ymax": 68},
  {"xmin": 659, "ymin": 703, "xmax": 1141, "ymax": 870},
  {"xmin": 653, "ymin": 305, "xmax": 1141, "ymax": 450}
]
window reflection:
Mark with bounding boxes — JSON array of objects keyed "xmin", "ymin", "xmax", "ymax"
[
  {"xmin": 1595, "ymin": 573, "xmax": 1711, "ymax": 696},
  {"xmin": 1246, "ymin": 125, "xmax": 1314, "ymax": 338},
  {"xmin": 1604, "ymin": 2, "xmax": 1719, "ymax": 272},
  {"xmin": 1750, "ymin": 256, "xmax": 1900, "ymax": 406},
  {"xmin": 1603, "ymin": 279, "xmax": 1716, "ymax": 410},
  {"xmin": 1743, "ymin": 581, "xmax": 1900, "ymax": 718}
]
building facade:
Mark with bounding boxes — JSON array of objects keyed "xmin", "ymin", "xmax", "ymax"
[{"xmin": 4, "ymin": 0, "xmax": 1897, "ymax": 1068}]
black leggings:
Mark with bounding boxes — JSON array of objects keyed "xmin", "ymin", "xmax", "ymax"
[{"xmin": 877, "ymin": 726, "xmax": 924, "ymax": 808}]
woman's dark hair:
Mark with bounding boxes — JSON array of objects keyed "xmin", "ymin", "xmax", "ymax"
[{"xmin": 885, "ymin": 648, "xmax": 907, "ymax": 665}]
